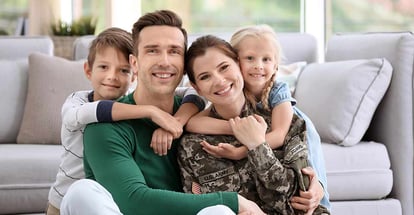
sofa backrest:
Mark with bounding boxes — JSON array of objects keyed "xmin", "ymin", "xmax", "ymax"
[
  {"xmin": 0, "ymin": 36, "xmax": 54, "ymax": 60},
  {"xmin": 73, "ymin": 32, "xmax": 318, "ymax": 65},
  {"xmin": 325, "ymin": 32, "xmax": 414, "ymax": 215},
  {"xmin": 0, "ymin": 36, "xmax": 54, "ymax": 143}
]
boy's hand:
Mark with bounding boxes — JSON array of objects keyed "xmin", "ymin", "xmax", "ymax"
[
  {"xmin": 150, "ymin": 128, "xmax": 174, "ymax": 156},
  {"xmin": 290, "ymin": 167, "xmax": 323, "ymax": 213},
  {"xmin": 200, "ymin": 140, "xmax": 248, "ymax": 160},
  {"xmin": 149, "ymin": 106, "xmax": 183, "ymax": 139}
]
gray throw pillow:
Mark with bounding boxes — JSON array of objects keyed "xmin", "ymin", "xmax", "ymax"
[
  {"xmin": 17, "ymin": 53, "xmax": 90, "ymax": 144},
  {"xmin": 294, "ymin": 58, "xmax": 392, "ymax": 146}
]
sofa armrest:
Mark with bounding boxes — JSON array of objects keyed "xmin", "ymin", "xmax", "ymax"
[
  {"xmin": 325, "ymin": 32, "xmax": 414, "ymax": 215},
  {"xmin": 0, "ymin": 36, "xmax": 54, "ymax": 59}
]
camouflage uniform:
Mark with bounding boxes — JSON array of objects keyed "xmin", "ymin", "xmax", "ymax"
[{"xmin": 177, "ymin": 103, "xmax": 330, "ymax": 215}]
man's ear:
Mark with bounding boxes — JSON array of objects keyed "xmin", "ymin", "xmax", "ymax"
[
  {"xmin": 83, "ymin": 61, "xmax": 92, "ymax": 80},
  {"xmin": 129, "ymin": 54, "xmax": 138, "ymax": 72}
]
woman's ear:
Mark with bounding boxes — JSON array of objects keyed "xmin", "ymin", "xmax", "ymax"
[{"xmin": 190, "ymin": 82, "xmax": 201, "ymax": 94}]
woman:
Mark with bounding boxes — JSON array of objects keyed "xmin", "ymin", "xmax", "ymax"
[{"xmin": 177, "ymin": 35, "xmax": 329, "ymax": 215}]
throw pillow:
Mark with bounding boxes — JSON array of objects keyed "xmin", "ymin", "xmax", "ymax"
[
  {"xmin": 17, "ymin": 53, "xmax": 90, "ymax": 144},
  {"xmin": 294, "ymin": 58, "xmax": 392, "ymax": 146},
  {"xmin": 277, "ymin": 61, "xmax": 307, "ymax": 94},
  {"xmin": 0, "ymin": 59, "xmax": 28, "ymax": 143}
]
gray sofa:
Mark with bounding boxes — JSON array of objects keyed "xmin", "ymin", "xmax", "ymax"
[{"xmin": 0, "ymin": 32, "xmax": 412, "ymax": 215}]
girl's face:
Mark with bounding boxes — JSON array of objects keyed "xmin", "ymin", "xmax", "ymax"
[
  {"xmin": 191, "ymin": 47, "xmax": 244, "ymax": 106},
  {"xmin": 237, "ymin": 35, "xmax": 278, "ymax": 93}
]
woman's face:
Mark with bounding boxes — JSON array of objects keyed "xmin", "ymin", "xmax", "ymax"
[{"xmin": 191, "ymin": 47, "xmax": 244, "ymax": 106}]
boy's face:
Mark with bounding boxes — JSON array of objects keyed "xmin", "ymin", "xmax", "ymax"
[
  {"xmin": 130, "ymin": 25, "xmax": 185, "ymax": 96},
  {"xmin": 84, "ymin": 46, "xmax": 135, "ymax": 101},
  {"xmin": 237, "ymin": 35, "xmax": 278, "ymax": 93}
]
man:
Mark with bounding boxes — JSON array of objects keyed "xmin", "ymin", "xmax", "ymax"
[{"xmin": 60, "ymin": 10, "xmax": 264, "ymax": 215}]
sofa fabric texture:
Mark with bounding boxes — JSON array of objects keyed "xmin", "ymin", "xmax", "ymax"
[{"xmin": 0, "ymin": 32, "xmax": 412, "ymax": 215}]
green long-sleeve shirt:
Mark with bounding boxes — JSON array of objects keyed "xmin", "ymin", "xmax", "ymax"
[{"xmin": 83, "ymin": 92, "xmax": 238, "ymax": 215}]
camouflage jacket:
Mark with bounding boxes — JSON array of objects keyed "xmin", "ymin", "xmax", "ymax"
[{"xmin": 178, "ymin": 103, "xmax": 330, "ymax": 215}]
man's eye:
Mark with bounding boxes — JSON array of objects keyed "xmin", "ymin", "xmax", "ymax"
[{"xmin": 170, "ymin": 49, "xmax": 182, "ymax": 55}]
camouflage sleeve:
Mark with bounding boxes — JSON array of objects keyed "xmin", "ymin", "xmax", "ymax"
[
  {"xmin": 178, "ymin": 133, "xmax": 242, "ymax": 194},
  {"xmin": 177, "ymin": 134, "xmax": 200, "ymax": 193},
  {"xmin": 247, "ymin": 142, "xmax": 297, "ymax": 194}
]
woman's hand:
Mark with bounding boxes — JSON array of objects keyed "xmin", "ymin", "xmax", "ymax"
[
  {"xmin": 229, "ymin": 114, "xmax": 267, "ymax": 150},
  {"xmin": 200, "ymin": 140, "xmax": 248, "ymax": 160},
  {"xmin": 290, "ymin": 167, "xmax": 324, "ymax": 213}
]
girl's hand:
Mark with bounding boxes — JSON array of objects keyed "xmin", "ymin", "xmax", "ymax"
[
  {"xmin": 200, "ymin": 140, "xmax": 248, "ymax": 160},
  {"xmin": 229, "ymin": 114, "xmax": 267, "ymax": 150},
  {"xmin": 150, "ymin": 128, "xmax": 174, "ymax": 156}
]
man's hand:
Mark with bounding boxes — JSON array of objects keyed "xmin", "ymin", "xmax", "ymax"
[
  {"xmin": 290, "ymin": 167, "xmax": 324, "ymax": 213},
  {"xmin": 237, "ymin": 194, "xmax": 266, "ymax": 215},
  {"xmin": 150, "ymin": 128, "xmax": 174, "ymax": 156},
  {"xmin": 200, "ymin": 140, "xmax": 248, "ymax": 160}
]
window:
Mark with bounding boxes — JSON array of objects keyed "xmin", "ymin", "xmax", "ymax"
[
  {"xmin": 141, "ymin": 0, "xmax": 301, "ymax": 33},
  {"xmin": 0, "ymin": 0, "xmax": 28, "ymax": 35}
]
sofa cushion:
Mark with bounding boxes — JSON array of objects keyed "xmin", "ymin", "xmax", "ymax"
[
  {"xmin": 0, "ymin": 59, "xmax": 28, "ymax": 143},
  {"xmin": 277, "ymin": 61, "xmax": 307, "ymax": 94},
  {"xmin": 0, "ymin": 144, "xmax": 63, "ymax": 214},
  {"xmin": 294, "ymin": 58, "xmax": 392, "ymax": 146},
  {"xmin": 17, "ymin": 53, "xmax": 90, "ymax": 144},
  {"xmin": 323, "ymin": 141, "xmax": 393, "ymax": 200}
]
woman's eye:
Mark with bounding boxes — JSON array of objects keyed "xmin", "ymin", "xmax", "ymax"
[{"xmin": 199, "ymin": 75, "xmax": 209, "ymax": 80}]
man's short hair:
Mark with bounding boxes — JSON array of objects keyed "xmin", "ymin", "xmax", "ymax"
[{"xmin": 131, "ymin": 10, "xmax": 188, "ymax": 56}]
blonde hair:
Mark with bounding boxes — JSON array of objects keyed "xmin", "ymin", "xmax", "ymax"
[{"xmin": 230, "ymin": 24, "xmax": 282, "ymax": 111}]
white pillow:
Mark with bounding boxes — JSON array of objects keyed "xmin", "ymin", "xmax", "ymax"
[
  {"xmin": 277, "ymin": 61, "xmax": 307, "ymax": 94},
  {"xmin": 17, "ymin": 53, "xmax": 90, "ymax": 144},
  {"xmin": 294, "ymin": 58, "xmax": 392, "ymax": 146}
]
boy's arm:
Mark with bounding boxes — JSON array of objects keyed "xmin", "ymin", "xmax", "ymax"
[
  {"xmin": 112, "ymin": 102, "xmax": 183, "ymax": 138},
  {"xmin": 173, "ymin": 86, "xmax": 208, "ymax": 127},
  {"xmin": 265, "ymin": 101, "xmax": 294, "ymax": 149},
  {"xmin": 62, "ymin": 91, "xmax": 102, "ymax": 130}
]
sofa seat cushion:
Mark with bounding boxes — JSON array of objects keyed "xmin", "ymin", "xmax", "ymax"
[
  {"xmin": 0, "ymin": 144, "xmax": 63, "ymax": 214},
  {"xmin": 330, "ymin": 199, "xmax": 401, "ymax": 215},
  {"xmin": 322, "ymin": 141, "xmax": 393, "ymax": 200}
]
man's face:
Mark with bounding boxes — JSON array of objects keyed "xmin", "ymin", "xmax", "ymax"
[{"xmin": 130, "ymin": 25, "xmax": 185, "ymax": 96}]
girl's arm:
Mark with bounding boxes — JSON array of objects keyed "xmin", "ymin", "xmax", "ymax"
[
  {"xmin": 186, "ymin": 107, "xmax": 233, "ymax": 135},
  {"xmin": 265, "ymin": 101, "xmax": 294, "ymax": 149}
]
